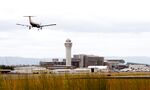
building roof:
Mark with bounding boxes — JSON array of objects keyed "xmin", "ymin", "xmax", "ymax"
[
  {"xmin": 88, "ymin": 66, "xmax": 108, "ymax": 69},
  {"xmin": 126, "ymin": 62, "xmax": 149, "ymax": 65},
  {"xmin": 106, "ymin": 59, "xmax": 125, "ymax": 63}
]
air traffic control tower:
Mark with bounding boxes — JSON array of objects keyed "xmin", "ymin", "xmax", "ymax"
[{"xmin": 64, "ymin": 39, "xmax": 72, "ymax": 66}]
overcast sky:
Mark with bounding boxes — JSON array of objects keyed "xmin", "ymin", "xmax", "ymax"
[{"xmin": 0, "ymin": 0, "xmax": 150, "ymax": 61}]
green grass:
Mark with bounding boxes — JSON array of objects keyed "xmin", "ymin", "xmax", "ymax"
[{"xmin": 0, "ymin": 73, "xmax": 150, "ymax": 90}]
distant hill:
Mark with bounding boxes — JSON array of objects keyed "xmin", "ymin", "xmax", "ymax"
[
  {"xmin": 0, "ymin": 56, "xmax": 150, "ymax": 65},
  {"xmin": 0, "ymin": 57, "xmax": 40, "ymax": 65}
]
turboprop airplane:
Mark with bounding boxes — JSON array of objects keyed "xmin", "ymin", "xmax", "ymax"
[{"xmin": 16, "ymin": 16, "xmax": 56, "ymax": 30}]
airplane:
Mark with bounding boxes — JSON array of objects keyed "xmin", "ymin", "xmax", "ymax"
[{"xmin": 16, "ymin": 16, "xmax": 56, "ymax": 30}]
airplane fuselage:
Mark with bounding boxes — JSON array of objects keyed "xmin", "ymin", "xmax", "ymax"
[{"xmin": 30, "ymin": 22, "xmax": 41, "ymax": 28}]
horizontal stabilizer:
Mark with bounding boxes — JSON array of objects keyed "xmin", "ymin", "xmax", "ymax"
[
  {"xmin": 16, "ymin": 23, "xmax": 31, "ymax": 27},
  {"xmin": 24, "ymin": 16, "xmax": 35, "ymax": 17}
]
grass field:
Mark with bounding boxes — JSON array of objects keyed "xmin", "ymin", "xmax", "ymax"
[{"xmin": 0, "ymin": 72, "xmax": 150, "ymax": 90}]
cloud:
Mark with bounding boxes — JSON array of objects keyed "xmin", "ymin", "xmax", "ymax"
[
  {"xmin": 1, "ymin": 16, "xmax": 150, "ymax": 33},
  {"xmin": 58, "ymin": 19, "xmax": 150, "ymax": 33},
  {"xmin": 0, "ymin": 20, "xmax": 16, "ymax": 32},
  {"xmin": 1, "ymin": 0, "xmax": 150, "ymax": 33}
]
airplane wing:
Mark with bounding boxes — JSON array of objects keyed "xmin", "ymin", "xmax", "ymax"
[
  {"xmin": 41, "ymin": 24, "xmax": 56, "ymax": 27},
  {"xmin": 16, "ymin": 23, "xmax": 31, "ymax": 27}
]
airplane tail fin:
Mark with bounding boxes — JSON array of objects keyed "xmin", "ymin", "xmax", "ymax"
[
  {"xmin": 24, "ymin": 16, "xmax": 35, "ymax": 17},
  {"xmin": 24, "ymin": 16, "xmax": 36, "ymax": 23}
]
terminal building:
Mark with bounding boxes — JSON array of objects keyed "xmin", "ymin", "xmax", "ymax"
[
  {"xmin": 104, "ymin": 59, "xmax": 126, "ymax": 70},
  {"xmin": 73, "ymin": 54, "xmax": 104, "ymax": 67},
  {"xmin": 40, "ymin": 54, "xmax": 104, "ymax": 69}
]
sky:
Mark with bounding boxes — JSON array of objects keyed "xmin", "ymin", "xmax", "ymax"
[{"xmin": 0, "ymin": 0, "xmax": 150, "ymax": 62}]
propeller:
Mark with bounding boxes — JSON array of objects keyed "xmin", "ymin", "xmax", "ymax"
[{"xmin": 40, "ymin": 23, "xmax": 42, "ymax": 30}]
